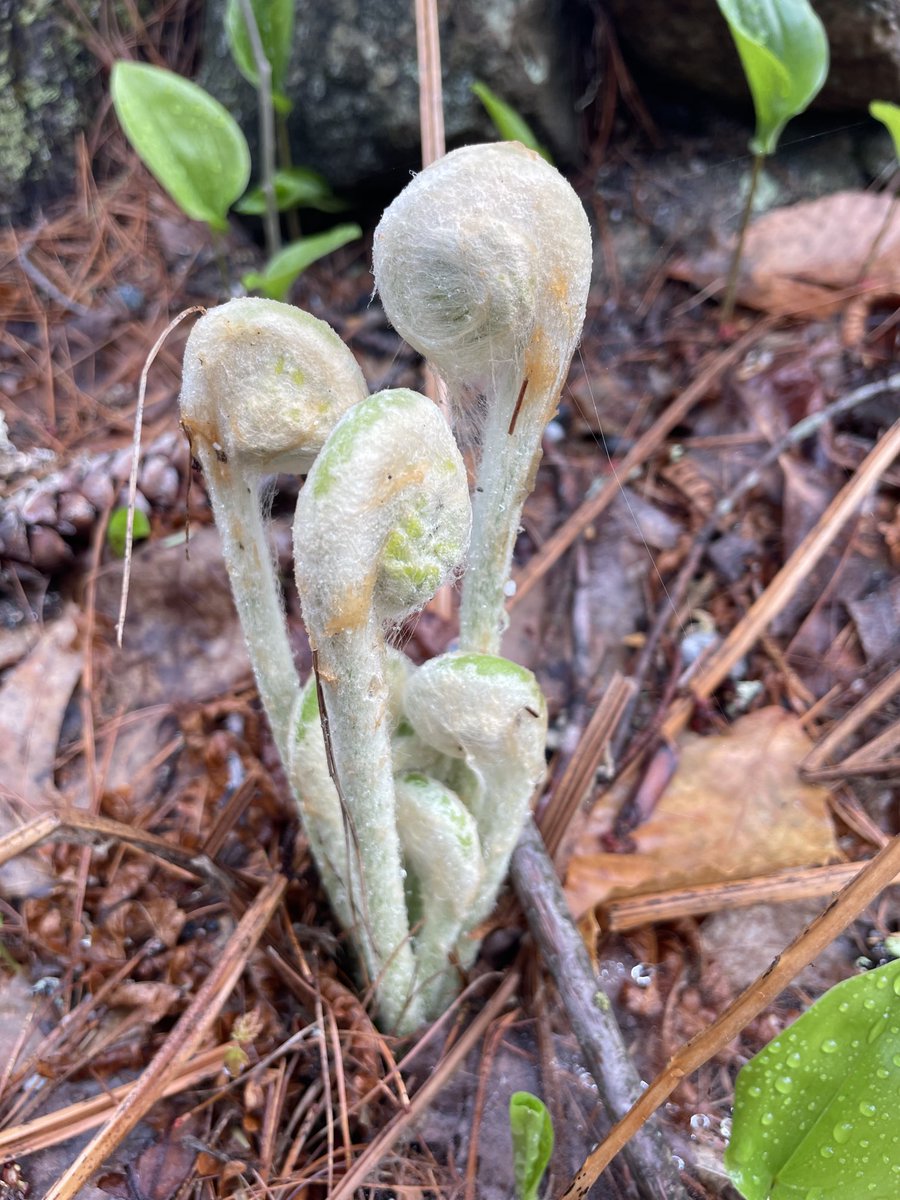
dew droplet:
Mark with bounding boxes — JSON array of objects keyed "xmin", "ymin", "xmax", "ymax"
[
  {"xmin": 876, "ymin": 973, "xmax": 888, "ymax": 989},
  {"xmin": 839, "ymin": 1001, "xmax": 850, "ymax": 1013},
  {"xmin": 821, "ymin": 1038, "xmax": 839, "ymax": 1054},
  {"xmin": 775, "ymin": 1075, "xmax": 794, "ymax": 1094},
  {"xmin": 749, "ymin": 1084, "xmax": 762, "ymax": 1097},
  {"xmin": 787, "ymin": 1050, "xmax": 802, "ymax": 1068},
  {"xmin": 761, "ymin": 1111, "xmax": 775, "ymax": 1127},
  {"xmin": 833, "ymin": 1121, "xmax": 854, "ymax": 1144},
  {"xmin": 859, "ymin": 1100, "xmax": 877, "ymax": 1118},
  {"xmin": 893, "ymin": 974, "xmax": 900, "ymax": 996},
  {"xmin": 820, "ymin": 1144, "xmax": 835, "ymax": 1158}
]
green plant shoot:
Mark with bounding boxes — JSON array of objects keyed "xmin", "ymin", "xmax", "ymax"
[
  {"xmin": 715, "ymin": 0, "xmax": 829, "ymax": 156},
  {"xmin": 471, "ymin": 82, "xmax": 552, "ymax": 162},
  {"xmin": 725, "ymin": 958, "xmax": 900, "ymax": 1200},
  {"xmin": 870, "ymin": 100, "xmax": 900, "ymax": 162},
  {"xmin": 111, "ymin": 62, "xmax": 250, "ymax": 232},
  {"xmin": 242, "ymin": 224, "xmax": 362, "ymax": 300},
  {"xmin": 714, "ymin": 0, "xmax": 829, "ymax": 321},
  {"xmin": 235, "ymin": 167, "xmax": 346, "ymax": 215},
  {"xmin": 108, "ymin": 507, "xmax": 150, "ymax": 558},
  {"xmin": 225, "ymin": 0, "xmax": 294, "ymax": 113},
  {"xmin": 510, "ymin": 1091, "xmax": 554, "ymax": 1200}
]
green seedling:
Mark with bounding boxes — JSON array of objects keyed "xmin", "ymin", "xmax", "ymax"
[
  {"xmin": 510, "ymin": 1091, "xmax": 554, "ymax": 1200},
  {"xmin": 715, "ymin": 0, "xmax": 829, "ymax": 320},
  {"xmin": 225, "ymin": 0, "xmax": 294, "ymax": 114},
  {"xmin": 107, "ymin": 507, "xmax": 150, "ymax": 558},
  {"xmin": 235, "ymin": 167, "xmax": 346, "ymax": 216},
  {"xmin": 179, "ymin": 143, "xmax": 590, "ymax": 1031},
  {"xmin": 471, "ymin": 81, "xmax": 552, "ymax": 162},
  {"xmin": 241, "ymin": 224, "xmax": 362, "ymax": 301},
  {"xmin": 111, "ymin": 62, "xmax": 250, "ymax": 232},
  {"xmin": 725, "ymin": 957, "xmax": 900, "ymax": 1199}
]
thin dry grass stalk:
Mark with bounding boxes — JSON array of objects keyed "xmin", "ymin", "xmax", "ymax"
[{"xmin": 43, "ymin": 874, "xmax": 286, "ymax": 1200}]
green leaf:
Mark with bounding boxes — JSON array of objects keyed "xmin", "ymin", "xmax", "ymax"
[
  {"xmin": 224, "ymin": 0, "xmax": 294, "ymax": 101},
  {"xmin": 725, "ymin": 958, "xmax": 900, "ymax": 1199},
  {"xmin": 234, "ymin": 167, "xmax": 347, "ymax": 215},
  {"xmin": 870, "ymin": 101, "xmax": 900, "ymax": 164},
  {"xmin": 471, "ymin": 82, "xmax": 552, "ymax": 163},
  {"xmin": 509, "ymin": 1091, "xmax": 554, "ymax": 1200},
  {"xmin": 242, "ymin": 224, "xmax": 362, "ymax": 301},
  {"xmin": 111, "ymin": 62, "xmax": 251, "ymax": 231},
  {"xmin": 714, "ymin": 0, "xmax": 829, "ymax": 155},
  {"xmin": 107, "ymin": 507, "xmax": 151, "ymax": 558}
]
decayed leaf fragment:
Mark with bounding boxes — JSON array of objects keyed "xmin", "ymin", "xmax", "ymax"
[
  {"xmin": 565, "ymin": 707, "xmax": 838, "ymax": 919},
  {"xmin": 670, "ymin": 190, "xmax": 900, "ymax": 321}
]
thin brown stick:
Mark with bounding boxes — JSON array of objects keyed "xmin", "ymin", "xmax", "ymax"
[
  {"xmin": 328, "ymin": 971, "xmax": 519, "ymax": 1200},
  {"xmin": 512, "ymin": 819, "xmax": 688, "ymax": 1200},
  {"xmin": 0, "ymin": 1045, "xmax": 230, "ymax": 1159},
  {"xmin": 559, "ymin": 830, "xmax": 900, "ymax": 1199},
  {"xmin": 43, "ymin": 874, "xmax": 286, "ymax": 1200},
  {"xmin": 602, "ymin": 860, "xmax": 900, "ymax": 932},
  {"xmin": 414, "ymin": 0, "xmax": 444, "ymax": 168},
  {"xmin": 511, "ymin": 320, "xmax": 772, "ymax": 608}
]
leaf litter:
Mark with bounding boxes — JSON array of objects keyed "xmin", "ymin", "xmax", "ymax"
[{"xmin": 0, "ymin": 44, "xmax": 899, "ymax": 1200}]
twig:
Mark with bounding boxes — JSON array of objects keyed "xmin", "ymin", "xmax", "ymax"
[
  {"xmin": 0, "ymin": 1045, "xmax": 231, "ymax": 1159},
  {"xmin": 803, "ymin": 664, "xmax": 900, "ymax": 772},
  {"xmin": 559, "ymin": 830, "xmax": 900, "ymax": 1198},
  {"xmin": 510, "ymin": 320, "xmax": 773, "ymax": 609},
  {"xmin": 511, "ymin": 819, "xmax": 688, "ymax": 1200},
  {"xmin": 43, "ymin": 874, "xmax": 286, "ymax": 1200},
  {"xmin": 414, "ymin": 0, "xmax": 445, "ymax": 167},
  {"xmin": 117, "ymin": 306, "xmax": 205, "ymax": 648},
  {"xmin": 237, "ymin": 0, "xmax": 281, "ymax": 259},
  {"xmin": 602, "ymin": 860, "xmax": 900, "ymax": 932}
]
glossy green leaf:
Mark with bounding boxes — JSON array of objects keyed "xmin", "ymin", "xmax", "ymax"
[
  {"xmin": 471, "ymin": 82, "xmax": 552, "ymax": 163},
  {"xmin": 234, "ymin": 167, "xmax": 347, "ymax": 215},
  {"xmin": 870, "ymin": 101, "xmax": 900, "ymax": 163},
  {"xmin": 224, "ymin": 0, "xmax": 294, "ymax": 107},
  {"xmin": 509, "ymin": 1091, "xmax": 554, "ymax": 1200},
  {"xmin": 242, "ymin": 224, "xmax": 362, "ymax": 300},
  {"xmin": 725, "ymin": 958, "xmax": 900, "ymax": 1199},
  {"xmin": 111, "ymin": 62, "xmax": 250, "ymax": 231},
  {"xmin": 107, "ymin": 507, "xmax": 150, "ymax": 558},
  {"xmin": 715, "ymin": 0, "xmax": 829, "ymax": 155}
]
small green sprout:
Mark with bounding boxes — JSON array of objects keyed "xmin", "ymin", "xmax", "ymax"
[
  {"xmin": 714, "ymin": 0, "xmax": 829, "ymax": 320},
  {"xmin": 108, "ymin": 507, "xmax": 150, "ymax": 558},
  {"xmin": 241, "ymin": 224, "xmax": 362, "ymax": 301},
  {"xmin": 726, "ymin": 958, "xmax": 900, "ymax": 1199},
  {"xmin": 471, "ymin": 81, "xmax": 552, "ymax": 162},
  {"xmin": 224, "ymin": 0, "xmax": 294, "ymax": 114},
  {"xmin": 510, "ymin": 1091, "xmax": 554, "ymax": 1200},
  {"xmin": 234, "ymin": 167, "xmax": 347, "ymax": 216}
]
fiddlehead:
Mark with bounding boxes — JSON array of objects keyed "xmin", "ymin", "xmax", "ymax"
[
  {"xmin": 293, "ymin": 388, "xmax": 471, "ymax": 1031},
  {"xmin": 404, "ymin": 650, "xmax": 548, "ymax": 958},
  {"xmin": 373, "ymin": 141, "xmax": 592, "ymax": 654},
  {"xmin": 180, "ymin": 297, "xmax": 367, "ymax": 753}
]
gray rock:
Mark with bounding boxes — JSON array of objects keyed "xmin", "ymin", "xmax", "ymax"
[
  {"xmin": 606, "ymin": 0, "xmax": 900, "ymax": 112},
  {"xmin": 0, "ymin": 0, "xmax": 100, "ymax": 224},
  {"xmin": 198, "ymin": 0, "xmax": 585, "ymax": 193}
]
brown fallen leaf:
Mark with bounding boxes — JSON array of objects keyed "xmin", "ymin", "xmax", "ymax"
[
  {"xmin": 670, "ymin": 191, "xmax": 900, "ymax": 319},
  {"xmin": 565, "ymin": 707, "xmax": 838, "ymax": 919},
  {"xmin": 0, "ymin": 612, "xmax": 83, "ymax": 896}
]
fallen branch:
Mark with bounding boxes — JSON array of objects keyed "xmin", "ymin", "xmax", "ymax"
[{"xmin": 512, "ymin": 819, "xmax": 688, "ymax": 1200}]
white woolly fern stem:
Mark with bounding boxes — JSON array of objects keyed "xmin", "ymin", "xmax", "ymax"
[
  {"xmin": 460, "ymin": 360, "xmax": 559, "ymax": 656},
  {"xmin": 197, "ymin": 449, "xmax": 299, "ymax": 757},
  {"xmin": 313, "ymin": 623, "xmax": 424, "ymax": 1033}
]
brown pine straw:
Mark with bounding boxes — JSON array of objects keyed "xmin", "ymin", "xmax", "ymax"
[
  {"xmin": 510, "ymin": 319, "xmax": 774, "ymax": 608},
  {"xmin": 42, "ymin": 874, "xmax": 286, "ymax": 1200},
  {"xmin": 559, "ymin": 417, "xmax": 900, "ymax": 1199},
  {"xmin": 560, "ymin": 830, "xmax": 900, "ymax": 1199}
]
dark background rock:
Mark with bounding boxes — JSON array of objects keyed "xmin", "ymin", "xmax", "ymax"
[
  {"xmin": 0, "ymin": 0, "xmax": 100, "ymax": 225},
  {"xmin": 605, "ymin": 0, "xmax": 900, "ymax": 113},
  {"xmin": 198, "ymin": 0, "xmax": 589, "ymax": 197}
]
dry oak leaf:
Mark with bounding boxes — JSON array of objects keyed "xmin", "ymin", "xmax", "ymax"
[
  {"xmin": 669, "ymin": 190, "xmax": 900, "ymax": 319},
  {"xmin": 565, "ymin": 707, "xmax": 838, "ymax": 919}
]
